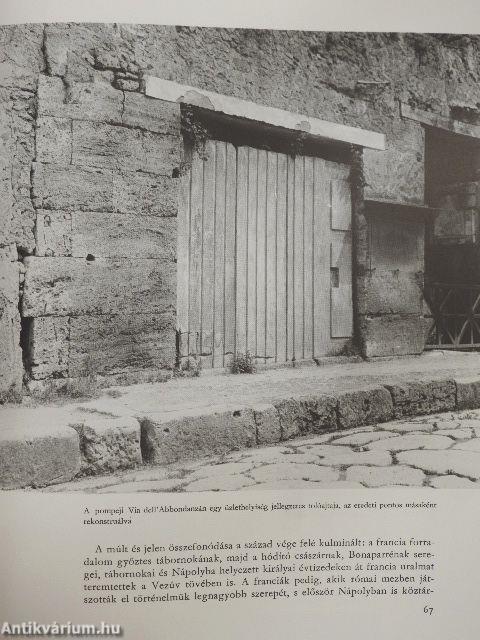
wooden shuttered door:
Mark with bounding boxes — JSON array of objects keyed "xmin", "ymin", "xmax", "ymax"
[{"xmin": 177, "ymin": 139, "xmax": 353, "ymax": 368}]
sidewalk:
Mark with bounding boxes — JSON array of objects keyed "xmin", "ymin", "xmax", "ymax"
[{"xmin": 2, "ymin": 351, "xmax": 480, "ymax": 489}]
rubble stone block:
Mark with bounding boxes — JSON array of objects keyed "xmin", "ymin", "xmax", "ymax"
[
  {"xmin": 68, "ymin": 313, "xmax": 176, "ymax": 377},
  {"xmin": 0, "ymin": 24, "xmax": 44, "ymax": 91},
  {"xmin": 35, "ymin": 211, "xmax": 72, "ymax": 256},
  {"xmin": 22, "ymin": 257, "xmax": 175, "ymax": 317},
  {"xmin": 71, "ymin": 120, "xmax": 179, "ymax": 176},
  {"xmin": 273, "ymin": 394, "xmax": 338, "ymax": 440},
  {"xmin": 363, "ymin": 271, "xmax": 423, "ymax": 315},
  {"xmin": 32, "ymin": 162, "xmax": 179, "ymax": 216},
  {"xmin": 336, "ymin": 387, "xmax": 393, "ymax": 429},
  {"xmin": 368, "ymin": 215, "xmax": 424, "ymax": 272},
  {"xmin": 123, "ymin": 93, "xmax": 181, "ymax": 135},
  {"xmin": 37, "ymin": 75, "xmax": 124, "ymax": 123},
  {"xmin": 70, "ymin": 416, "xmax": 142, "ymax": 475},
  {"xmin": 385, "ymin": 379, "xmax": 456, "ymax": 418},
  {"xmin": 140, "ymin": 408, "xmax": 257, "ymax": 465},
  {"xmin": 0, "ymin": 413, "xmax": 81, "ymax": 488},
  {"xmin": 37, "ymin": 75, "xmax": 181, "ymax": 136},
  {"xmin": 0, "ymin": 256, "xmax": 22, "ymax": 401},
  {"xmin": 363, "ymin": 119, "xmax": 424, "ymax": 205},
  {"xmin": 253, "ymin": 404, "xmax": 282, "ymax": 444},
  {"xmin": 36, "ymin": 210, "xmax": 176, "ymax": 259},
  {"xmin": 361, "ymin": 314, "xmax": 427, "ymax": 358},
  {"xmin": 455, "ymin": 377, "xmax": 480, "ymax": 411},
  {"xmin": 36, "ymin": 116, "xmax": 72, "ymax": 164},
  {"xmin": 28, "ymin": 316, "xmax": 70, "ymax": 379}
]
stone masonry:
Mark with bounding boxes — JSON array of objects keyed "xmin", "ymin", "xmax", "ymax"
[{"xmin": 3, "ymin": 26, "xmax": 480, "ymax": 398}]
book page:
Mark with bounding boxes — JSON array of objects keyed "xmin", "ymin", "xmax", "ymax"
[{"xmin": 1, "ymin": 1, "xmax": 479, "ymax": 639}]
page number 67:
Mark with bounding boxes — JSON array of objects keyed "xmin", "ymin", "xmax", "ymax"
[{"xmin": 423, "ymin": 606, "xmax": 434, "ymax": 616}]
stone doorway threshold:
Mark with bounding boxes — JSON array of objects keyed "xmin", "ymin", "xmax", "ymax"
[{"xmin": 2, "ymin": 350, "xmax": 480, "ymax": 490}]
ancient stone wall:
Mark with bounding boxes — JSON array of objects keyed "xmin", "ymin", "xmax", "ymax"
[{"xmin": 2, "ymin": 25, "xmax": 480, "ymax": 394}]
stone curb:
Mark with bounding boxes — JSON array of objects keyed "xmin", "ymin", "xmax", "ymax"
[
  {"xmin": 69, "ymin": 416, "xmax": 142, "ymax": 476},
  {"xmin": 137, "ymin": 377, "xmax": 476, "ymax": 466},
  {"xmin": 1, "ymin": 374, "xmax": 480, "ymax": 488}
]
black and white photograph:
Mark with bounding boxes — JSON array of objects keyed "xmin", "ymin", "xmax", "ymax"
[{"xmin": 2, "ymin": 21, "xmax": 480, "ymax": 493}]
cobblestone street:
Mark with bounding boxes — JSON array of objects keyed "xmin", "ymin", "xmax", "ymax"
[{"xmin": 45, "ymin": 408, "xmax": 480, "ymax": 493}]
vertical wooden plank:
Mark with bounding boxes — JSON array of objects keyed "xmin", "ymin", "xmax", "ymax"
[
  {"xmin": 276, "ymin": 153, "xmax": 287, "ymax": 363},
  {"xmin": 176, "ymin": 141, "xmax": 192, "ymax": 362},
  {"xmin": 303, "ymin": 155, "xmax": 314, "ymax": 359},
  {"xmin": 330, "ymin": 233, "xmax": 353, "ymax": 338},
  {"xmin": 246, "ymin": 147, "xmax": 258, "ymax": 357},
  {"xmin": 235, "ymin": 147, "xmax": 248, "ymax": 355},
  {"xmin": 199, "ymin": 140, "xmax": 216, "ymax": 367},
  {"xmin": 285, "ymin": 154, "xmax": 295, "ymax": 362},
  {"xmin": 188, "ymin": 144, "xmax": 204, "ymax": 359},
  {"xmin": 212, "ymin": 141, "xmax": 226, "ymax": 368},
  {"xmin": 256, "ymin": 149, "xmax": 267, "ymax": 362},
  {"xmin": 313, "ymin": 157, "xmax": 330, "ymax": 357},
  {"xmin": 265, "ymin": 151, "xmax": 277, "ymax": 361},
  {"xmin": 293, "ymin": 155, "xmax": 305, "ymax": 361},
  {"xmin": 224, "ymin": 142, "xmax": 237, "ymax": 363},
  {"xmin": 331, "ymin": 178, "xmax": 352, "ymax": 231}
]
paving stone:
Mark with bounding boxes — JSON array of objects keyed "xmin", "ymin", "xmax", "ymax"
[
  {"xmin": 225, "ymin": 446, "xmax": 294, "ymax": 464},
  {"xmin": 273, "ymin": 452, "xmax": 323, "ymax": 464},
  {"xmin": 185, "ymin": 461, "xmax": 255, "ymax": 480},
  {"xmin": 98, "ymin": 478, "xmax": 185, "ymax": 493},
  {"xmin": 290, "ymin": 432, "xmax": 340, "ymax": 448},
  {"xmin": 381, "ymin": 421, "xmax": 436, "ymax": 434},
  {"xmin": 330, "ymin": 431, "xmax": 397, "ymax": 446},
  {"xmin": 249, "ymin": 463, "xmax": 338, "ymax": 483},
  {"xmin": 43, "ymin": 475, "xmax": 123, "ymax": 492},
  {"xmin": 452, "ymin": 438, "xmax": 480, "ymax": 452},
  {"xmin": 70, "ymin": 416, "xmax": 142, "ymax": 475},
  {"xmin": 345, "ymin": 465, "xmax": 425, "ymax": 487},
  {"xmin": 366, "ymin": 434, "xmax": 453, "ymax": 452},
  {"xmin": 396, "ymin": 450, "xmax": 480, "ymax": 480},
  {"xmin": 305, "ymin": 445, "xmax": 392, "ymax": 467},
  {"xmin": 428, "ymin": 475, "xmax": 478, "ymax": 488},
  {"xmin": 115, "ymin": 466, "xmax": 181, "ymax": 482},
  {"xmin": 244, "ymin": 479, "xmax": 362, "ymax": 490},
  {"xmin": 372, "ymin": 485, "xmax": 430, "ymax": 490},
  {"xmin": 430, "ymin": 420, "xmax": 463, "ymax": 429},
  {"xmin": 244, "ymin": 480, "xmax": 323, "ymax": 490},
  {"xmin": 459, "ymin": 409, "xmax": 480, "ymax": 419},
  {"xmin": 435, "ymin": 429, "xmax": 473, "ymax": 440},
  {"xmin": 0, "ymin": 412, "xmax": 81, "ymax": 489},
  {"xmin": 452, "ymin": 419, "xmax": 480, "ymax": 430},
  {"xmin": 336, "ymin": 387, "xmax": 393, "ymax": 429},
  {"xmin": 182, "ymin": 475, "xmax": 256, "ymax": 492},
  {"xmin": 313, "ymin": 481, "xmax": 365, "ymax": 489}
]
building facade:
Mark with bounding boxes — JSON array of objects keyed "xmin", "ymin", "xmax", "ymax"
[{"xmin": 2, "ymin": 25, "xmax": 480, "ymax": 399}]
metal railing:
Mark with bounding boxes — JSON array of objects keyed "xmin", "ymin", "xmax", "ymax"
[{"xmin": 424, "ymin": 282, "xmax": 480, "ymax": 350}]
